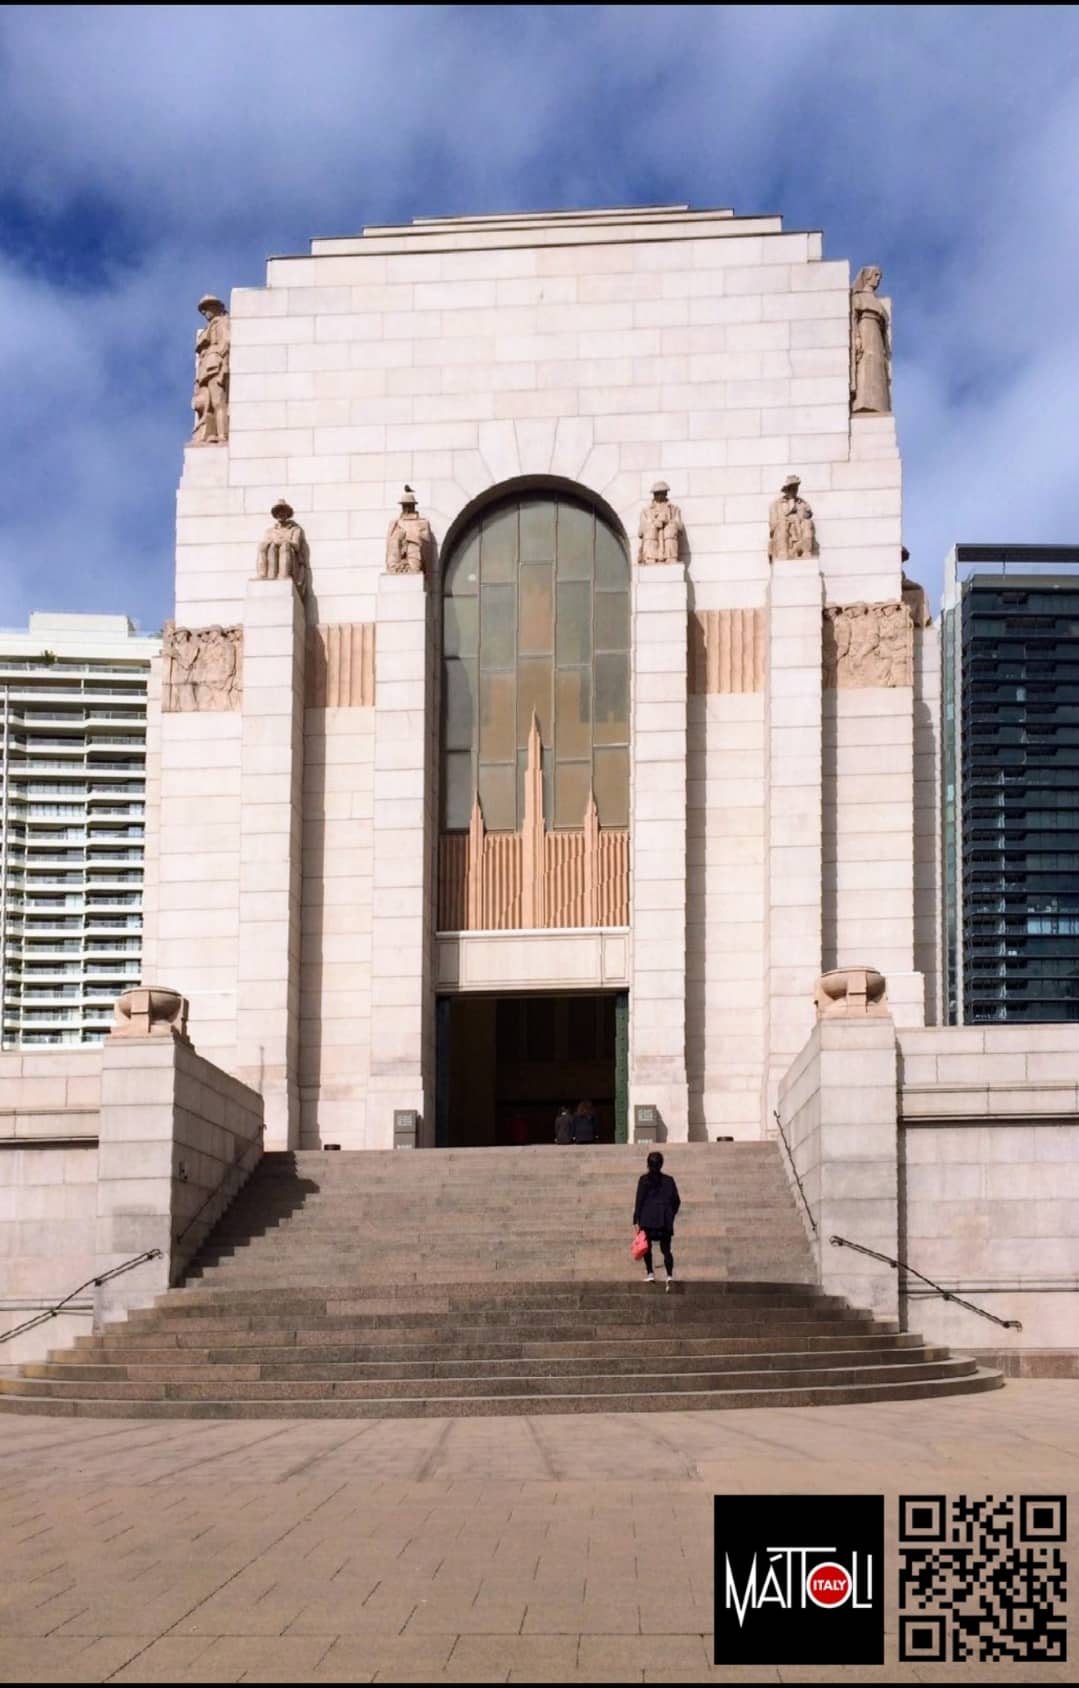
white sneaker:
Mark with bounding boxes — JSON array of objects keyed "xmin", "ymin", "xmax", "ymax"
[
  {"xmin": 665, "ymin": 1275, "xmax": 674, "ymax": 1293},
  {"xmin": 645, "ymin": 1273, "xmax": 655, "ymax": 1283}
]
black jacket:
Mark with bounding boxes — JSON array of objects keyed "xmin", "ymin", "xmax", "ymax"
[
  {"xmin": 573, "ymin": 1110, "xmax": 597, "ymax": 1143},
  {"xmin": 633, "ymin": 1171, "xmax": 681, "ymax": 1232}
]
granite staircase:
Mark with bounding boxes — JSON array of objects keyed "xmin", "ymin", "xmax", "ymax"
[{"xmin": 0, "ymin": 1144, "xmax": 1002, "ymax": 1417}]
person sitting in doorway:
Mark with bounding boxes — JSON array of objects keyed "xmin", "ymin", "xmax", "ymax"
[
  {"xmin": 554, "ymin": 1104, "xmax": 575, "ymax": 1145},
  {"xmin": 572, "ymin": 1099, "xmax": 597, "ymax": 1144}
]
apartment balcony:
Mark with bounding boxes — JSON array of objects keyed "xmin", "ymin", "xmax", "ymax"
[
  {"xmin": 13, "ymin": 988, "xmax": 83, "ymax": 1004},
  {"xmin": 7, "ymin": 739, "xmax": 84, "ymax": 755},
  {"xmin": 8, "ymin": 962, "xmax": 81, "ymax": 979},
  {"xmin": 5, "ymin": 712, "xmax": 85, "ymax": 729},
  {"xmin": 12, "ymin": 1032, "xmax": 83, "ymax": 1047},
  {"xmin": 1, "ymin": 688, "xmax": 146, "ymax": 707},
  {"xmin": 19, "ymin": 828, "xmax": 85, "ymax": 844},
  {"xmin": 10, "ymin": 950, "xmax": 83, "ymax": 967}
]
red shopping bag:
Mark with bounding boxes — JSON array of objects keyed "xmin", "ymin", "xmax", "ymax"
[{"xmin": 631, "ymin": 1229, "xmax": 649, "ymax": 1262}]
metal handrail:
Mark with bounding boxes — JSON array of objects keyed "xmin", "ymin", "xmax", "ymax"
[
  {"xmin": 771, "ymin": 1109, "xmax": 818, "ymax": 1235},
  {"xmin": 829, "ymin": 1235, "xmax": 1023, "ymax": 1330},
  {"xmin": 0, "ymin": 1250, "xmax": 163, "ymax": 1345}
]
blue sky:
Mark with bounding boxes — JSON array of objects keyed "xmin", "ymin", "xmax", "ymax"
[{"xmin": 2, "ymin": 4, "xmax": 1077, "ymax": 632}]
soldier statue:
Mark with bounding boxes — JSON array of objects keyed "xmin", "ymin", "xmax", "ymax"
[
  {"xmin": 257, "ymin": 499, "xmax": 309, "ymax": 595},
  {"xmin": 637, "ymin": 481, "xmax": 685, "ymax": 565},
  {"xmin": 768, "ymin": 474, "xmax": 816, "ymax": 560},
  {"xmin": 191, "ymin": 294, "xmax": 230, "ymax": 445},
  {"xmin": 386, "ymin": 485, "xmax": 433, "ymax": 574}
]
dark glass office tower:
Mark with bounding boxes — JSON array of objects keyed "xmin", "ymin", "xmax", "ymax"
[{"xmin": 942, "ymin": 547, "xmax": 1079, "ymax": 1023}]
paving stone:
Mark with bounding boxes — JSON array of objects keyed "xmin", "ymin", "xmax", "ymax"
[
  {"xmin": 0, "ymin": 1384, "xmax": 1075, "ymax": 1683},
  {"xmin": 578, "ymin": 1632, "xmax": 712, "ymax": 1673}
]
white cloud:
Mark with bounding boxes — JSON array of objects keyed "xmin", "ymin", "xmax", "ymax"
[{"xmin": 0, "ymin": 4, "xmax": 1077, "ymax": 626}]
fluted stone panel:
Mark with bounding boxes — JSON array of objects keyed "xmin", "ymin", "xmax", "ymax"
[
  {"xmin": 306, "ymin": 623, "xmax": 376, "ymax": 708},
  {"xmin": 688, "ymin": 609, "xmax": 766, "ymax": 695}
]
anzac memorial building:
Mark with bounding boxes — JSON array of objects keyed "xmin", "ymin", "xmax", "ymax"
[
  {"xmin": 152, "ymin": 204, "xmax": 928, "ymax": 1152},
  {"xmin": 1, "ymin": 205, "xmax": 1076, "ymax": 1402}
]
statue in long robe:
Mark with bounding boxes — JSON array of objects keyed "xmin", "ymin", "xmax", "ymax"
[{"xmin": 851, "ymin": 266, "xmax": 891, "ymax": 415}]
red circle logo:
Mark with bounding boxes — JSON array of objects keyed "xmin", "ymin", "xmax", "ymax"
[{"xmin": 806, "ymin": 1561, "xmax": 851, "ymax": 1608}]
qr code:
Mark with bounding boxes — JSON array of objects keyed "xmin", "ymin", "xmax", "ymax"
[{"xmin": 898, "ymin": 1494, "xmax": 1067, "ymax": 1662}]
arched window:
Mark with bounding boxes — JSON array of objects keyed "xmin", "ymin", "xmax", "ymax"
[{"xmin": 441, "ymin": 493, "xmax": 630, "ymax": 833}]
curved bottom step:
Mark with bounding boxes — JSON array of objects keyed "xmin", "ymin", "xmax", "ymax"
[{"xmin": 0, "ymin": 1367, "xmax": 1004, "ymax": 1419}]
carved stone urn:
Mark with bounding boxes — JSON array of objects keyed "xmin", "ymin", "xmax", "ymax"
[
  {"xmin": 814, "ymin": 967, "xmax": 889, "ymax": 1020},
  {"xmin": 111, "ymin": 986, "xmax": 191, "ymax": 1042}
]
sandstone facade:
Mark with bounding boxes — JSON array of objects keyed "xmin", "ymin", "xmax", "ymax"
[{"xmin": 148, "ymin": 203, "xmax": 927, "ymax": 1150}]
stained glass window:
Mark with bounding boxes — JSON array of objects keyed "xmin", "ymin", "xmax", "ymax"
[{"xmin": 442, "ymin": 496, "xmax": 630, "ymax": 830}]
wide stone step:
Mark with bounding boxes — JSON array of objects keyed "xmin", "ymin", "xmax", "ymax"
[
  {"xmin": 134, "ymin": 1289, "xmax": 839, "ymax": 1319},
  {"xmin": 186, "ymin": 1263, "xmax": 817, "ymax": 1283},
  {"xmin": 156, "ymin": 1294, "xmax": 838, "ymax": 1320},
  {"xmin": 116, "ymin": 1310, "xmax": 881, "ymax": 1342},
  {"xmin": 141, "ymin": 1297, "xmax": 841, "ymax": 1321},
  {"xmin": 27, "ymin": 1343, "xmax": 952, "ymax": 1385},
  {"xmin": 0, "ymin": 1355, "xmax": 978, "ymax": 1404},
  {"xmin": 66, "ymin": 1329, "xmax": 921, "ymax": 1363},
  {"xmin": 165, "ymin": 1279, "xmax": 826, "ymax": 1307},
  {"xmin": 0, "ymin": 1368, "xmax": 1006, "ymax": 1419}
]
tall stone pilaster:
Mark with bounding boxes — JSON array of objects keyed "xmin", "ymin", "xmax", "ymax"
[
  {"xmin": 628, "ymin": 565, "xmax": 689, "ymax": 1141},
  {"xmin": 763, "ymin": 561, "xmax": 824, "ymax": 1123},
  {"xmin": 236, "ymin": 578, "xmax": 306, "ymax": 1148},
  {"xmin": 368, "ymin": 573, "xmax": 431, "ymax": 1147}
]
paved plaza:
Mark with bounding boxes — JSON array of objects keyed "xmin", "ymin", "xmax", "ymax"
[{"xmin": 0, "ymin": 1381, "xmax": 1074, "ymax": 1683}]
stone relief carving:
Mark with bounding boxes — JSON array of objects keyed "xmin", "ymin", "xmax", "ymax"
[
  {"xmin": 823, "ymin": 601, "xmax": 913, "ymax": 689},
  {"xmin": 257, "ymin": 499, "xmax": 308, "ymax": 594},
  {"xmin": 637, "ymin": 481, "xmax": 685, "ymax": 565},
  {"xmin": 386, "ymin": 485, "xmax": 433, "ymax": 574},
  {"xmin": 191, "ymin": 294, "xmax": 230, "ymax": 445},
  {"xmin": 815, "ymin": 967, "xmax": 889, "ymax": 1020},
  {"xmin": 851, "ymin": 265, "xmax": 891, "ymax": 415},
  {"xmin": 111, "ymin": 986, "xmax": 191, "ymax": 1041},
  {"xmin": 162, "ymin": 622, "xmax": 243, "ymax": 712},
  {"xmin": 768, "ymin": 474, "xmax": 816, "ymax": 560}
]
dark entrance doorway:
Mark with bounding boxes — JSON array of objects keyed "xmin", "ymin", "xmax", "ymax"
[{"xmin": 435, "ymin": 991, "xmax": 628, "ymax": 1146}]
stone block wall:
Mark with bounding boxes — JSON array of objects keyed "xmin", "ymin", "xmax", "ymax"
[
  {"xmin": 0, "ymin": 1050, "xmax": 101, "ymax": 1369},
  {"xmin": 778, "ymin": 1015, "xmax": 1079, "ymax": 1368},
  {"xmin": 898, "ymin": 1024, "xmax": 1079, "ymax": 1367},
  {"xmin": 0, "ymin": 1034, "xmax": 264, "ymax": 1367},
  {"xmin": 95, "ymin": 1034, "xmax": 264, "ymax": 1320},
  {"xmin": 778, "ymin": 1014, "xmax": 900, "ymax": 1317},
  {"xmin": 299, "ymin": 696, "xmax": 376, "ymax": 1148}
]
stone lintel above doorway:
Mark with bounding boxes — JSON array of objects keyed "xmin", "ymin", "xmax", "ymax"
[{"xmin": 435, "ymin": 928, "xmax": 629, "ymax": 994}]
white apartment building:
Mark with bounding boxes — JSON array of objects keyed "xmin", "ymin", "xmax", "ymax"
[{"xmin": 0, "ymin": 614, "xmax": 159, "ymax": 1047}]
